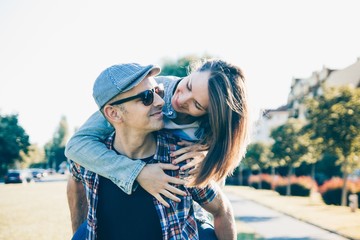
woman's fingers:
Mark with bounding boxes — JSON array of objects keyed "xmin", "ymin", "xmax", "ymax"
[
  {"xmin": 188, "ymin": 167, "xmax": 199, "ymax": 175},
  {"xmin": 153, "ymin": 193, "xmax": 170, "ymax": 208},
  {"xmin": 173, "ymin": 151, "xmax": 206, "ymax": 165},
  {"xmin": 171, "ymin": 146, "xmax": 193, "ymax": 157},
  {"xmin": 180, "ymin": 158, "xmax": 200, "ymax": 170},
  {"xmin": 172, "ymin": 152, "xmax": 196, "ymax": 164},
  {"xmin": 159, "ymin": 189, "xmax": 181, "ymax": 203},
  {"xmin": 176, "ymin": 140, "xmax": 193, "ymax": 147},
  {"xmin": 137, "ymin": 163, "xmax": 187, "ymax": 208},
  {"xmin": 171, "ymin": 143, "xmax": 208, "ymax": 157}
]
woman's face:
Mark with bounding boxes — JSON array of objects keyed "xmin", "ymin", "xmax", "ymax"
[{"xmin": 171, "ymin": 71, "xmax": 210, "ymax": 117}]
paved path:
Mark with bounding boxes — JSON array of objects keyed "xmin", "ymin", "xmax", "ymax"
[{"xmin": 225, "ymin": 191, "xmax": 350, "ymax": 240}]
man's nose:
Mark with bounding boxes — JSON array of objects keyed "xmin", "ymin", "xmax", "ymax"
[{"xmin": 153, "ymin": 92, "xmax": 165, "ymax": 107}]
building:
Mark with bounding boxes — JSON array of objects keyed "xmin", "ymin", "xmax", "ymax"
[
  {"xmin": 251, "ymin": 105, "xmax": 289, "ymax": 144},
  {"xmin": 252, "ymin": 57, "xmax": 360, "ymax": 144},
  {"xmin": 288, "ymin": 57, "xmax": 360, "ymax": 120}
]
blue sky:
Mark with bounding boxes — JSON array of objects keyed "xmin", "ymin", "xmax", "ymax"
[{"xmin": 1, "ymin": 0, "xmax": 359, "ymax": 146}]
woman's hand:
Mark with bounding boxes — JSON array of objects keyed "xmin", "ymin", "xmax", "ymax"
[
  {"xmin": 136, "ymin": 163, "xmax": 187, "ymax": 208},
  {"xmin": 171, "ymin": 140, "xmax": 208, "ymax": 176}
]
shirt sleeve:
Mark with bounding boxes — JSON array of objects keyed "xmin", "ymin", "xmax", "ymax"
[
  {"xmin": 189, "ymin": 181, "xmax": 218, "ymax": 206},
  {"xmin": 68, "ymin": 160, "xmax": 82, "ymax": 182},
  {"xmin": 64, "ymin": 111, "xmax": 146, "ymax": 194}
]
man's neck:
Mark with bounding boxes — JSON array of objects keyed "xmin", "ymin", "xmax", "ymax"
[{"xmin": 112, "ymin": 129, "xmax": 157, "ymax": 159}]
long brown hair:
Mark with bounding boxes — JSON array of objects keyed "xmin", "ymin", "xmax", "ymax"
[{"xmin": 191, "ymin": 59, "xmax": 249, "ymax": 187}]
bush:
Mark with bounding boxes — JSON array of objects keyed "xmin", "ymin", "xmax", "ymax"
[
  {"xmin": 291, "ymin": 183, "xmax": 311, "ymax": 196},
  {"xmin": 250, "ymin": 174, "xmax": 316, "ymax": 196},
  {"xmin": 274, "ymin": 183, "xmax": 311, "ymax": 196},
  {"xmin": 319, "ymin": 177, "xmax": 360, "ymax": 207},
  {"xmin": 250, "ymin": 180, "xmax": 271, "ymax": 190},
  {"xmin": 275, "ymin": 185, "xmax": 287, "ymax": 196},
  {"xmin": 321, "ymin": 188, "xmax": 345, "ymax": 205},
  {"xmin": 248, "ymin": 174, "xmax": 273, "ymax": 189},
  {"xmin": 261, "ymin": 180, "xmax": 272, "ymax": 190}
]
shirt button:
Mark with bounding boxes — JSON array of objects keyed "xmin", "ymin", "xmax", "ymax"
[{"xmin": 168, "ymin": 111, "xmax": 173, "ymax": 115}]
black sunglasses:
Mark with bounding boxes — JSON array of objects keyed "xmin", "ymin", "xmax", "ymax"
[{"xmin": 110, "ymin": 84, "xmax": 164, "ymax": 107}]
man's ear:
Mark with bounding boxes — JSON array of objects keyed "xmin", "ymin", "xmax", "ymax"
[{"xmin": 103, "ymin": 105, "xmax": 123, "ymax": 123}]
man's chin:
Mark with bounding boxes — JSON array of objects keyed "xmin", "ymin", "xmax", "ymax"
[{"xmin": 149, "ymin": 122, "xmax": 164, "ymax": 132}]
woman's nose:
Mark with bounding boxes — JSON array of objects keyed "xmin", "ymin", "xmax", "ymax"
[{"xmin": 178, "ymin": 92, "xmax": 191, "ymax": 108}]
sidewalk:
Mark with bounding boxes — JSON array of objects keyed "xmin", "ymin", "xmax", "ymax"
[{"xmin": 224, "ymin": 186, "xmax": 360, "ymax": 240}]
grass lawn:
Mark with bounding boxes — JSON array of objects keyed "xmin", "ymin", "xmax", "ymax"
[
  {"xmin": 0, "ymin": 180, "xmax": 72, "ymax": 240},
  {"xmin": 0, "ymin": 178, "xmax": 258, "ymax": 240},
  {"xmin": 3, "ymin": 179, "xmax": 358, "ymax": 240}
]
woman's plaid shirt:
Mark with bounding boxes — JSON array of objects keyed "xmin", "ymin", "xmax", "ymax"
[{"xmin": 69, "ymin": 130, "xmax": 217, "ymax": 240}]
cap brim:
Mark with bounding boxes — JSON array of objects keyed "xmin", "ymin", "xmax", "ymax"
[{"xmin": 148, "ymin": 66, "xmax": 161, "ymax": 77}]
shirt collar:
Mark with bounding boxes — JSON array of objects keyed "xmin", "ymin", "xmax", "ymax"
[{"xmin": 156, "ymin": 76, "xmax": 182, "ymax": 119}]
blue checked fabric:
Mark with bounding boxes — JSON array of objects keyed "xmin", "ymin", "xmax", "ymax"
[{"xmin": 69, "ymin": 130, "xmax": 217, "ymax": 240}]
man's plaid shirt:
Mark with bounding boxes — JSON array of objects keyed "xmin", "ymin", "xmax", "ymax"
[{"xmin": 69, "ymin": 130, "xmax": 217, "ymax": 240}]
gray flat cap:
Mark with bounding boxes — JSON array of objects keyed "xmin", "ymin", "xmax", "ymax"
[{"xmin": 93, "ymin": 63, "xmax": 161, "ymax": 109}]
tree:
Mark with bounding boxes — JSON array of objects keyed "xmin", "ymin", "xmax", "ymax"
[
  {"xmin": 297, "ymin": 130, "xmax": 323, "ymax": 184},
  {"xmin": 0, "ymin": 114, "xmax": 30, "ymax": 175},
  {"xmin": 242, "ymin": 142, "xmax": 271, "ymax": 189},
  {"xmin": 19, "ymin": 144, "xmax": 46, "ymax": 169},
  {"xmin": 159, "ymin": 54, "xmax": 213, "ymax": 77},
  {"xmin": 305, "ymin": 86, "xmax": 360, "ymax": 205},
  {"xmin": 270, "ymin": 119, "xmax": 307, "ymax": 195},
  {"xmin": 45, "ymin": 116, "xmax": 69, "ymax": 170}
]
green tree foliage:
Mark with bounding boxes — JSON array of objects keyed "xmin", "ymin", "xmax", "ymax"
[
  {"xmin": 305, "ymin": 86, "xmax": 360, "ymax": 205},
  {"xmin": 270, "ymin": 119, "xmax": 307, "ymax": 195},
  {"xmin": 0, "ymin": 114, "xmax": 30, "ymax": 175},
  {"xmin": 159, "ymin": 54, "xmax": 213, "ymax": 77},
  {"xmin": 296, "ymin": 130, "xmax": 324, "ymax": 183},
  {"xmin": 243, "ymin": 142, "xmax": 270, "ymax": 170},
  {"xmin": 242, "ymin": 142, "xmax": 271, "ymax": 189},
  {"xmin": 45, "ymin": 116, "xmax": 69, "ymax": 170},
  {"xmin": 19, "ymin": 144, "xmax": 45, "ymax": 169}
]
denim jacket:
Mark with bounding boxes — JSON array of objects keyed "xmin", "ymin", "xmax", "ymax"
[{"xmin": 65, "ymin": 76, "xmax": 199, "ymax": 194}]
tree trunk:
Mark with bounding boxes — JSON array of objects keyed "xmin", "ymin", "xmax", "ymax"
[
  {"xmin": 286, "ymin": 166, "xmax": 292, "ymax": 196},
  {"xmin": 238, "ymin": 165, "xmax": 243, "ymax": 186},
  {"xmin": 311, "ymin": 163, "xmax": 316, "ymax": 190},
  {"xmin": 271, "ymin": 166, "xmax": 275, "ymax": 190},
  {"xmin": 258, "ymin": 169, "xmax": 263, "ymax": 189},
  {"xmin": 341, "ymin": 155, "xmax": 350, "ymax": 206},
  {"xmin": 341, "ymin": 171, "xmax": 349, "ymax": 206},
  {"xmin": 311, "ymin": 164, "xmax": 315, "ymax": 181}
]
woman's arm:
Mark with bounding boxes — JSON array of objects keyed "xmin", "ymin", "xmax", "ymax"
[
  {"xmin": 65, "ymin": 111, "xmax": 186, "ymax": 204},
  {"xmin": 65, "ymin": 111, "xmax": 141, "ymax": 194}
]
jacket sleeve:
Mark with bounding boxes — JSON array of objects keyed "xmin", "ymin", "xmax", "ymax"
[{"xmin": 64, "ymin": 111, "xmax": 145, "ymax": 194}]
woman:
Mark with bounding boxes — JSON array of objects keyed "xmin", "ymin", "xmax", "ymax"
[{"xmin": 65, "ymin": 58, "xmax": 249, "ymax": 202}]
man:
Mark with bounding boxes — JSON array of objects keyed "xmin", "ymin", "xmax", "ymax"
[{"xmin": 68, "ymin": 63, "xmax": 236, "ymax": 239}]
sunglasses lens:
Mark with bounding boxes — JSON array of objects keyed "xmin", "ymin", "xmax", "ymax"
[{"xmin": 142, "ymin": 90, "xmax": 154, "ymax": 106}]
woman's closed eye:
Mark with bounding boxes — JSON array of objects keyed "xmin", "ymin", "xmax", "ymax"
[
  {"xmin": 186, "ymin": 80, "xmax": 192, "ymax": 91},
  {"xmin": 194, "ymin": 101, "xmax": 205, "ymax": 111}
]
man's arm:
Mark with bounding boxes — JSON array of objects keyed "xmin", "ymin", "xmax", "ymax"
[
  {"xmin": 67, "ymin": 177, "xmax": 88, "ymax": 233},
  {"xmin": 199, "ymin": 187, "xmax": 237, "ymax": 240}
]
